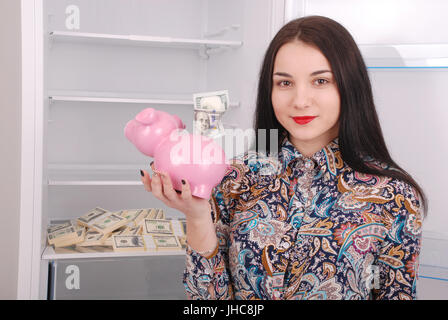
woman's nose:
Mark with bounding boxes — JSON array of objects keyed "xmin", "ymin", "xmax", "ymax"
[{"xmin": 292, "ymin": 84, "xmax": 311, "ymax": 109}]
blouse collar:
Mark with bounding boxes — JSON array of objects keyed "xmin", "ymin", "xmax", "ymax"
[{"xmin": 279, "ymin": 136, "xmax": 344, "ymax": 177}]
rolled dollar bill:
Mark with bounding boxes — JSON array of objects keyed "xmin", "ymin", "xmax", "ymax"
[{"xmin": 193, "ymin": 90, "xmax": 229, "ymax": 138}]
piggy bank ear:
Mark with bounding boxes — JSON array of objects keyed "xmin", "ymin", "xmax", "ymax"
[{"xmin": 135, "ymin": 108, "xmax": 157, "ymax": 125}]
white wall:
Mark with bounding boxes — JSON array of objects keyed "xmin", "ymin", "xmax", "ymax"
[{"xmin": 0, "ymin": 0, "xmax": 22, "ymax": 299}]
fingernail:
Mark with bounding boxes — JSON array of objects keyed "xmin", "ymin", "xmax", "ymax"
[
  {"xmin": 140, "ymin": 170, "xmax": 144, "ymax": 177},
  {"xmin": 181, "ymin": 179, "xmax": 186, "ymax": 185}
]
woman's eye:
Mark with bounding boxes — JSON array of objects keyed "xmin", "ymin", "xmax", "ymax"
[
  {"xmin": 277, "ymin": 80, "xmax": 291, "ymax": 87},
  {"xmin": 315, "ymin": 78, "xmax": 329, "ymax": 85}
]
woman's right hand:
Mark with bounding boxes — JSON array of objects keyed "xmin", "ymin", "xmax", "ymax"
[
  {"xmin": 141, "ymin": 163, "xmax": 219, "ymax": 258},
  {"xmin": 140, "ymin": 163, "xmax": 212, "ymax": 222}
]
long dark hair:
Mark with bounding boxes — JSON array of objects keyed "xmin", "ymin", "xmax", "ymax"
[{"xmin": 254, "ymin": 15, "xmax": 428, "ymax": 218}]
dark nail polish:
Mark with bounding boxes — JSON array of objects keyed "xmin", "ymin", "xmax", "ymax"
[
  {"xmin": 181, "ymin": 179, "xmax": 186, "ymax": 185},
  {"xmin": 140, "ymin": 170, "xmax": 144, "ymax": 177}
]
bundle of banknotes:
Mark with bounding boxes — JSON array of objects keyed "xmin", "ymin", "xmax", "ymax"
[{"xmin": 47, "ymin": 207, "xmax": 187, "ymax": 253}]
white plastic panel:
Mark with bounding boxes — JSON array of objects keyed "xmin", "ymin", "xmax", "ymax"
[
  {"xmin": 286, "ymin": 0, "xmax": 448, "ymax": 44},
  {"xmin": 285, "ymin": 0, "xmax": 448, "ymax": 68}
]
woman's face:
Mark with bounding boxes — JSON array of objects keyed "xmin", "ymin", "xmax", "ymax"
[{"xmin": 271, "ymin": 40, "xmax": 340, "ymax": 151}]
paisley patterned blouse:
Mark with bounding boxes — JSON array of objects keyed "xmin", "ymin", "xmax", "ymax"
[{"xmin": 182, "ymin": 136, "xmax": 423, "ymax": 300}]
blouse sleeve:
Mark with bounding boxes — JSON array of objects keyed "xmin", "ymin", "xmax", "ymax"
[
  {"xmin": 373, "ymin": 181, "xmax": 423, "ymax": 300},
  {"xmin": 182, "ymin": 176, "xmax": 235, "ymax": 300}
]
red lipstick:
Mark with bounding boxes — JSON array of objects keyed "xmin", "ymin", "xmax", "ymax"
[{"xmin": 293, "ymin": 116, "xmax": 317, "ymax": 125}]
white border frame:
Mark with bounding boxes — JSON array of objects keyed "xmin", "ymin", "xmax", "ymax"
[{"xmin": 17, "ymin": 0, "xmax": 44, "ymax": 299}]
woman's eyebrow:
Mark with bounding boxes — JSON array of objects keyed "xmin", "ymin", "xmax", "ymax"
[
  {"xmin": 310, "ymin": 69, "xmax": 332, "ymax": 76},
  {"xmin": 273, "ymin": 70, "xmax": 332, "ymax": 77},
  {"xmin": 273, "ymin": 72, "xmax": 293, "ymax": 78}
]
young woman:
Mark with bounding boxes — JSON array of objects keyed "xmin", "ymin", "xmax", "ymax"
[{"xmin": 140, "ymin": 15, "xmax": 427, "ymax": 300}]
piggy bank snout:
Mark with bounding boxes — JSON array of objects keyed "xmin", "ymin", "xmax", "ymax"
[{"xmin": 124, "ymin": 119, "xmax": 138, "ymax": 143}]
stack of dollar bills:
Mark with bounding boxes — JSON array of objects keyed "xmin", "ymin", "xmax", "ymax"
[{"xmin": 47, "ymin": 207, "xmax": 187, "ymax": 254}]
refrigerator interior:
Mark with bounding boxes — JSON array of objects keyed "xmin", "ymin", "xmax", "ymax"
[
  {"xmin": 285, "ymin": 0, "xmax": 448, "ymax": 299},
  {"xmin": 39, "ymin": 0, "xmax": 275, "ymax": 299},
  {"xmin": 34, "ymin": 0, "xmax": 448, "ymax": 299}
]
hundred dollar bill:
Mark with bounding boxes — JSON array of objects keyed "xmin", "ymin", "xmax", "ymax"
[
  {"xmin": 47, "ymin": 221, "xmax": 73, "ymax": 234},
  {"xmin": 153, "ymin": 235, "xmax": 182, "ymax": 251},
  {"xmin": 121, "ymin": 209, "xmax": 147, "ymax": 227},
  {"xmin": 77, "ymin": 229, "xmax": 110, "ymax": 247},
  {"xmin": 123, "ymin": 225, "xmax": 142, "ymax": 236},
  {"xmin": 112, "ymin": 235, "xmax": 145, "ymax": 252},
  {"xmin": 143, "ymin": 219, "xmax": 173, "ymax": 235},
  {"xmin": 103, "ymin": 227, "xmax": 128, "ymax": 246},
  {"xmin": 155, "ymin": 208, "xmax": 165, "ymax": 219},
  {"xmin": 145, "ymin": 208, "xmax": 165, "ymax": 220},
  {"xmin": 193, "ymin": 90, "xmax": 229, "ymax": 138},
  {"xmin": 53, "ymin": 227, "xmax": 86, "ymax": 248},
  {"xmin": 47, "ymin": 226, "xmax": 78, "ymax": 245},
  {"xmin": 77, "ymin": 207, "xmax": 109, "ymax": 227},
  {"xmin": 91, "ymin": 213, "xmax": 128, "ymax": 234},
  {"xmin": 193, "ymin": 90, "xmax": 229, "ymax": 112}
]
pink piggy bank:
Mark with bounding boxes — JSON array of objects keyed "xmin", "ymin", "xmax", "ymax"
[{"xmin": 124, "ymin": 107, "xmax": 229, "ymax": 199}]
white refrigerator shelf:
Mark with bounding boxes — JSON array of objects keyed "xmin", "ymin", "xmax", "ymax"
[
  {"xmin": 48, "ymin": 90, "xmax": 240, "ymax": 108},
  {"xmin": 49, "ymin": 31, "xmax": 243, "ymax": 51},
  {"xmin": 47, "ymin": 164, "xmax": 148, "ymax": 186},
  {"xmin": 42, "ymin": 244, "xmax": 186, "ymax": 260},
  {"xmin": 48, "ymin": 31, "xmax": 448, "ymax": 68}
]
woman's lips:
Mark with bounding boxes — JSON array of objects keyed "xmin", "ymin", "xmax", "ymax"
[{"xmin": 293, "ymin": 116, "xmax": 317, "ymax": 125}]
